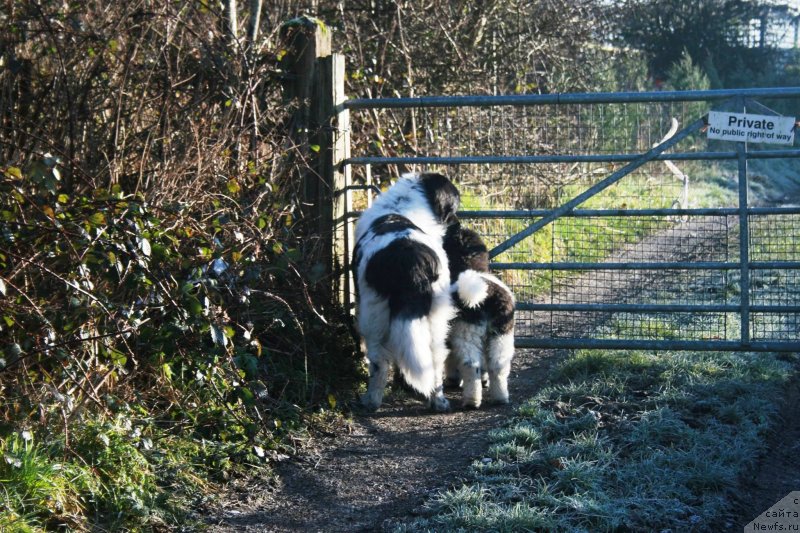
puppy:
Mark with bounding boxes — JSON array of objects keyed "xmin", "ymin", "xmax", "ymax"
[
  {"xmin": 443, "ymin": 222, "xmax": 515, "ymax": 408},
  {"xmin": 352, "ymin": 172, "xmax": 460, "ymax": 412}
]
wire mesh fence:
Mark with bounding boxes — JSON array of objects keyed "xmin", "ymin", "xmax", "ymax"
[{"xmin": 342, "ymin": 88, "xmax": 800, "ymax": 350}]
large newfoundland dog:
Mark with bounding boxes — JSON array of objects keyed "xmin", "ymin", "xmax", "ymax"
[{"xmin": 352, "ymin": 172, "xmax": 460, "ymax": 412}]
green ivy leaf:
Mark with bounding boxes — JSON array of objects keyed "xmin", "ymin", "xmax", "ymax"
[
  {"xmin": 88, "ymin": 212, "xmax": 106, "ymax": 226},
  {"xmin": 234, "ymin": 354, "xmax": 258, "ymax": 380},
  {"xmin": 150, "ymin": 243, "xmax": 169, "ymax": 262},
  {"xmin": 4, "ymin": 167, "xmax": 22, "ymax": 180},
  {"xmin": 185, "ymin": 295, "xmax": 204, "ymax": 317},
  {"xmin": 108, "ymin": 348, "xmax": 127, "ymax": 367},
  {"xmin": 238, "ymin": 386, "xmax": 255, "ymax": 406},
  {"xmin": 162, "ymin": 363, "xmax": 173, "ymax": 382},
  {"xmin": 226, "ymin": 179, "xmax": 241, "ymax": 195}
]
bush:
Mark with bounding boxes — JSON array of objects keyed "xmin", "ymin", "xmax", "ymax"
[{"xmin": 1, "ymin": 2, "xmax": 360, "ymax": 528}]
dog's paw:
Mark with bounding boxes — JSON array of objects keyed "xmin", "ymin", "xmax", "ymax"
[
  {"xmin": 429, "ymin": 395, "xmax": 451, "ymax": 413},
  {"xmin": 461, "ymin": 400, "xmax": 481, "ymax": 410},
  {"xmin": 360, "ymin": 394, "xmax": 381, "ymax": 412},
  {"xmin": 485, "ymin": 395, "xmax": 510, "ymax": 406}
]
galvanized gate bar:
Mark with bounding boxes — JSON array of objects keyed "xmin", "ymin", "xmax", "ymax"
[
  {"xmin": 515, "ymin": 338, "xmax": 800, "ymax": 352},
  {"xmin": 491, "ymin": 261, "xmax": 800, "ymax": 270},
  {"xmin": 344, "ymin": 206, "xmax": 800, "ymax": 222},
  {"xmin": 517, "ymin": 303, "xmax": 800, "ymax": 313},
  {"xmin": 488, "ymin": 116, "xmax": 708, "ymax": 258},
  {"xmin": 342, "ymin": 149, "xmax": 800, "ymax": 167},
  {"xmin": 458, "ymin": 206, "xmax": 800, "ymax": 218},
  {"xmin": 343, "ymin": 86, "xmax": 800, "ymax": 110}
]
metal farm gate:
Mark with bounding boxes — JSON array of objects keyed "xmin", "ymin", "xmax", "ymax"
[{"xmin": 338, "ymin": 87, "xmax": 800, "ymax": 352}]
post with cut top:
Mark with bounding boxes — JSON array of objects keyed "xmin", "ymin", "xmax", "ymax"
[{"xmin": 280, "ymin": 17, "xmax": 351, "ymax": 304}]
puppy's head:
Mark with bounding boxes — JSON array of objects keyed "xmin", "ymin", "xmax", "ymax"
[
  {"xmin": 417, "ymin": 172, "xmax": 460, "ymax": 226},
  {"xmin": 443, "ymin": 223, "xmax": 490, "ymax": 282}
]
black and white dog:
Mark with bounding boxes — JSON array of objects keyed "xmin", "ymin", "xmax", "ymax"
[
  {"xmin": 352, "ymin": 172, "xmax": 460, "ymax": 412},
  {"xmin": 443, "ymin": 222, "xmax": 515, "ymax": 409}
]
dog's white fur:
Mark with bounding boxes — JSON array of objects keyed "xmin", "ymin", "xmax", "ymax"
[
  {"xmin": 354, "ymin": 173, "xmax": 457, "ymax": 411},
  {"xmin": 449, "ymin": 270, "xmax": 515, "ymax": 408}
]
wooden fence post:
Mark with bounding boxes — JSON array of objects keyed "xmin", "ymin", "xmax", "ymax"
[
  {"xmin": 329, "ymin": 54, "xmax": 353, "ymax": 308},
  {"xmin": 280, "ymin": 17, "xmax": 351, "ymax": 304}
]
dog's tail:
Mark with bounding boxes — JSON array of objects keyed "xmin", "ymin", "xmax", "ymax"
[
  {"xmin": 388, "ymin": 317, "xmax": 435, "ymax": 395},
  {"xmin": 455, "ymin": 269, "xmax": 489, "ymax": 308}
]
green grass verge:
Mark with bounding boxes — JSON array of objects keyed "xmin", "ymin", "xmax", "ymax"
[
  {"xmin": 398, "ymin": 348, "xmax": 796, "ymax": 532},
  {"xmin": 459, "ymin": 162, "xmax": 738, "ymax": 298},
  {"xmin": 0, "ymin": 417, "xmax": 243, "ymax": 530},
  {"xmin": 0, "ymin": 406, "xmax": 347, "ymax": 531}
]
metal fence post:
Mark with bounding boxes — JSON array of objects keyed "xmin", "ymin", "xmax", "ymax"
[{"xmin": 736, "ymin": 97, "xmax": 751, "ymax": 346}]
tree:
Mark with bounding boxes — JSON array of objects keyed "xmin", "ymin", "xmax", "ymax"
[
  {"xmin": 664, "ymin": 49, "xmax": 711, "ymax": 91},
  {"xmin": 611, "ymin": 0, "xmax": 773, "ymax": 88}
]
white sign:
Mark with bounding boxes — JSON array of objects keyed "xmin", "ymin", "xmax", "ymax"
[{"xmin": 707, "ymin": 111, "xmax": 795, "ymax": 145}]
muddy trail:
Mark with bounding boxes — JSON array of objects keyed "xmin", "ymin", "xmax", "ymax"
[{"xmin": 205, "ymin": 217, "xmax": 800, "ymax": 532}]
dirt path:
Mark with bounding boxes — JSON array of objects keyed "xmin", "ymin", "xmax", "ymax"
[{"xmin": 204, "ymin": 347, "xmax": 562, "ymax": 532}]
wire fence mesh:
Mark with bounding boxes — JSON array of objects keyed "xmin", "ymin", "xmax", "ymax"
[{"xmin": 344, "ymin": 90, "xmax": 800, "ymax": 350}]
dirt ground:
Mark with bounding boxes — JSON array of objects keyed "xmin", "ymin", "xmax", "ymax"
[
  {"xmin": 204, "ymin": 347, "xmax": 561, "ymax": 532},
  {"xmin": 204, "ymin": 344, "xmax": 800, "ymax": 532}
]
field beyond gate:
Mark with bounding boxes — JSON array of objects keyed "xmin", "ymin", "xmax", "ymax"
[{"xmin": 340, "ymin": 87, "xmax": 800, "ymax": 352}]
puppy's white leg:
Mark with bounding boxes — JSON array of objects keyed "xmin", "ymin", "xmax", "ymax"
[
  {"xmin": 361, "ymin": 353, "xmax": 390, "ymax": 411},
  {"xmin": 450, "ymin": 320, "xmax": 485, "ymax": 409},
  {"xmin": 459, "ymin": 360, "xmax": 483, "ymax": 409},
  {"xmin": 485, "ymin": 331, "xmax": 514, "ymax": 405},
  {"xmin": 357, "ymin": 294, "xmax": 391, "ymax": 410},
  {"xmin": 486, "ymin": 367, "xmax": 510, "ymax": 405}
]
